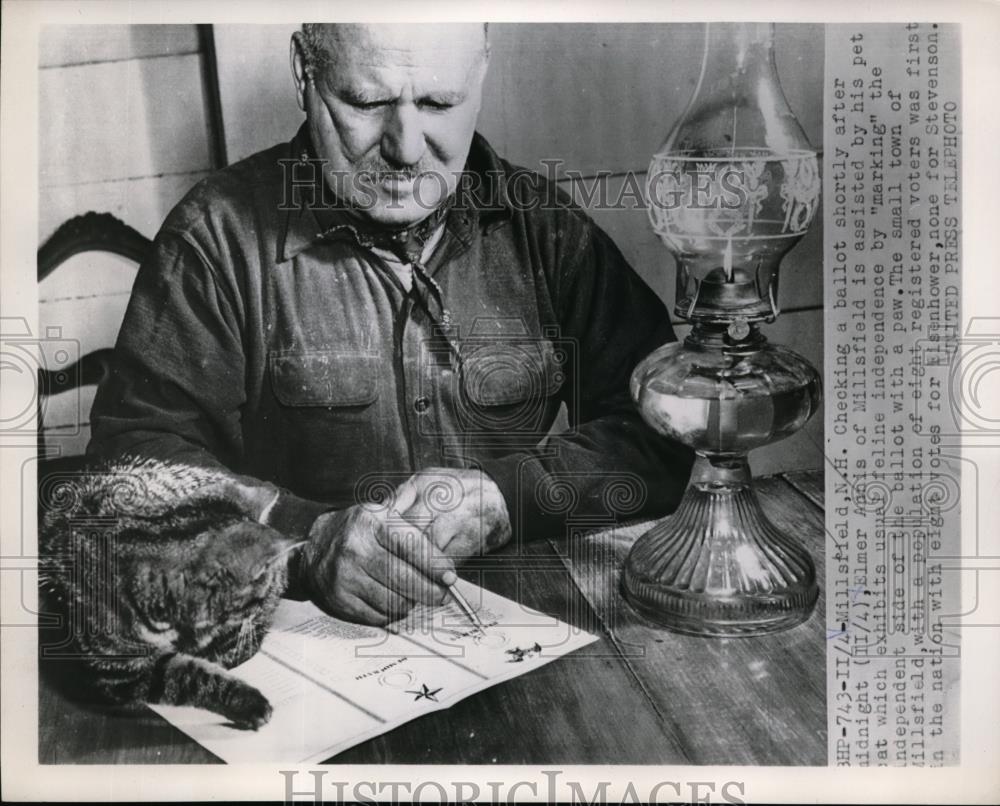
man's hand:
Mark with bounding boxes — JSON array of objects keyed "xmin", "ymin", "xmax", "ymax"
[
  {"xmin": 395, "ymin": 468, "xmax": 512, "ymax": 560},
  {"xmin": 300, "ymin": 494, "xmax": 457, "ymax": 626}
]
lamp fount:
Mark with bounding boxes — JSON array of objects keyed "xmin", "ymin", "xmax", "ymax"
[{"xmin": 622, "ymin": 23, "xmax": 822, "ymax": 636}]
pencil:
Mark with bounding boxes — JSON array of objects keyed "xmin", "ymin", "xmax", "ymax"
[{"xmin": 447, "ymin": 582, "xmax": 486, "ymax": 635}]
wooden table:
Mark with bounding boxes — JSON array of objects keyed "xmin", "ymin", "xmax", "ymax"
[{"xmin": 38, "ymin": 470, "xmax": 826, "ymax": 765}]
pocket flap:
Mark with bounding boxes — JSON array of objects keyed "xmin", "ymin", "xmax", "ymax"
[
  {"xmin": 461, "ymin": 340, "xmax": 565, "ymax": 406},
  {"xmin": 269, "ymin": 350, "xmax": 378, "ymax": 407}
]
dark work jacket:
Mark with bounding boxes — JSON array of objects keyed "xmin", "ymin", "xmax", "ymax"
[{"xmin": 88, "ymin": 125, "xmax": 693, "ymax": 542}]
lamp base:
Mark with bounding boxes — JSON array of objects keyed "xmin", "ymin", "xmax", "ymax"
[{"xmin": 622, "ymin": 456, "xmax": 818, "ymax": 637}]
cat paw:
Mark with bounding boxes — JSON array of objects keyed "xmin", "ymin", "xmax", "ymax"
[{"xmin": 225, "ymin": 685, "xmax": 273, "ymax": 730}]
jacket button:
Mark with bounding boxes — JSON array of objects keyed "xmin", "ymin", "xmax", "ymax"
[{"xmin": 413, "ymin": 396, "xmax": 431, "ymax": 413}]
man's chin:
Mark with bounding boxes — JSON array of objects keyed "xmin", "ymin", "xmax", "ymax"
[{"xmin": 361, "ymin": 198, "xmax": 442, "ymax": 229}]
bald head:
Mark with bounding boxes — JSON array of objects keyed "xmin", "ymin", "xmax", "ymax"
[{"xmin": 298, "ymin": 23, "xmax": 489, "ymax": 78}]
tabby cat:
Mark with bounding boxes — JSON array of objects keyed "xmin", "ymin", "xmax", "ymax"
[{"xmin": 39, "ymin": 457, "xmax": 301, "ymax": 730}]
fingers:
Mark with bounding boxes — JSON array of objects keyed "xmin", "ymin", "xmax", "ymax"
[
  {"xmin": 303, "ymin": 472, "xmax": 505, "ymax": 627},
  {"xmin": 396, "ymin": 470, "xmax": 469, "ymax": 518},
  {"xmin": 356, "ymin": 570, "xmax": 419, "ymax": 623},
  {"xmin": 337, "ymin": 591, "xmax": 391, "ymax": 627},
  {"xmin": 381, "ymin": 514, "xmax": 455, "ymax": 579},
  {"xmin": 395, "ymin": 471, "xmax": 474, "ymax": 552},
  {"xmin": 370, "ymin": 522, "xmax": 452, "ymax": 606},
  {"xmin": 329, "ymin": 506, "xmax": 451, "ymax": 613},
  {"xmin": 424, "ymin": 509, "xmax": 478, "ymax": 552}
]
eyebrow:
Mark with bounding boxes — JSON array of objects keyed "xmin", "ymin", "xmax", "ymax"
[
  {"xmin": 334, "ymin": 87, "xmax": 468, "ymax": 106},
  {"xmin": 336, "ymin": 87, "xmax": 389, "ymax": 105},
  {"xmin": 419, "ymin": 90, "xmax": 467, "ymax": 105}
]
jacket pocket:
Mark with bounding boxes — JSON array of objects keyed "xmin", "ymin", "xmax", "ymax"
[
  {"xmin": 267, "ymin": 350, "xmax": 381, "ymax": 502},
  {"xmin": 269, "ymin": 350, "xmax": 378, "ymax": 407},
  {"xmin": 461, "ymin": 339, "xmax": 565, "ymax": 406},
  {"xmin": 457, "ymin": 339, "xmax": 565, "ymax": 439}
]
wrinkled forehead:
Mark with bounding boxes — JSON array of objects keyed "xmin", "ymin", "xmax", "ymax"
[{"xmin": 317, "ymin": 23, "xmax": 487, "ymax": 81}]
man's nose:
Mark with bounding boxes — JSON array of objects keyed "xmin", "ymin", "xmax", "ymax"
[{"xmin": 381, "ymin": 103, "xmax": 425, "ymax": 168}]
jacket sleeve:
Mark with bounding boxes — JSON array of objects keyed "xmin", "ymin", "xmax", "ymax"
[
  {"xmin": 87, "ymin": 229, "xmax": 331, "ymax": 540},
  {"xmin": 480, "ymin": 210, "xmax": 694, "ymax": 542}
]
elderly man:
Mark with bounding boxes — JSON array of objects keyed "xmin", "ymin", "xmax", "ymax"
[{"xmin": 88, "ymin": 23, "xmax": 692, "ymax": 625}]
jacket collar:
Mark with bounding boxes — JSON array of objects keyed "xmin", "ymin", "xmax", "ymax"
[{"xmin": 278, "ymin": 124, "xmax": 514, "ymax": 263}]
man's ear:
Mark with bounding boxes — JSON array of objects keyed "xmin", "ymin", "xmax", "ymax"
[{"xmin": 290, "ymin": 31, "xmax": 308, "ymax": 112}]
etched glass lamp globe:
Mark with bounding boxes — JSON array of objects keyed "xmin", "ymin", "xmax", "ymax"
[{"xmin": 621, "ymin": 22, "xmax": 823, "ymax": 636}]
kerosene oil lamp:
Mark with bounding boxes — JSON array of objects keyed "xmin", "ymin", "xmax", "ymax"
[{"xmin": 622, "ymin": 23, "xmax": 822, "ymax": 636}]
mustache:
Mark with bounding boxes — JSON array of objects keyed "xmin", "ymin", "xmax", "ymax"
[{"xmin": 351, "ymin": 159, "xmax": 436, "ymax": 183}]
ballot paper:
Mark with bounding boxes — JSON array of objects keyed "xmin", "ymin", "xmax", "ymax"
[{"xmin": 149, "ymin": 579, "xmax": 598, "ymax": 763}]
